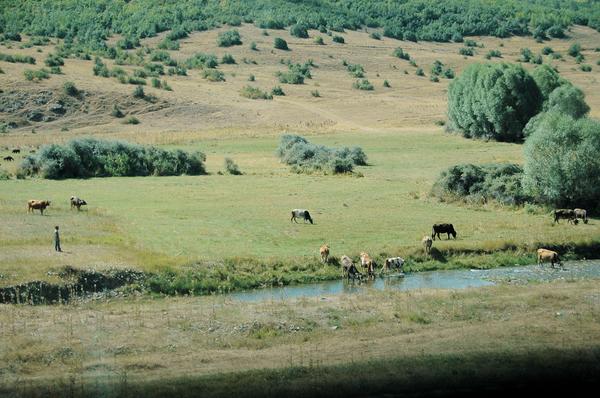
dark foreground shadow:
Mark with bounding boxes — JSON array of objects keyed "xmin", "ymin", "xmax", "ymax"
[{"xmin": 6, "ymin": 347, "xmax": 600, "ymax": 398}]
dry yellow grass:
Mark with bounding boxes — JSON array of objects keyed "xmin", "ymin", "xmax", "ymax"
[{"xmin": 1, "ymin": 279, "xmax": 599, "ymax": 392}]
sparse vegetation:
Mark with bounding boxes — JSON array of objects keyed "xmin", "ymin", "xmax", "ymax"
[
  {"xmin": 224, "ymin": 157, "xmax": 242, "ymax": 175},
  {"xmin": 0, "ymin": 52, "xmax": 35, "ymax": 64},
  {"xmin": 332, "ymin": 35, "xmax": 345, "ymax": 43},
  {"xmin": 459, "ymin": 47, "xmax": 474, "ymax": 56},
  {"xmin": 23, "ymin": 68, "xmax": 50, "ymax": 81},
  {"xmin": 353, "ymin": 79, "xmax": 374, "ymax": 90},
  {"xmin": 271, "ymin": 86, "xmax": 285, "ymax": 96},
  {"xmin": 240, "ymin": 85, "xmax": 273, "ymax": 100},
  {"xmin": 314, "ymin": 36, "xmax": 324, "ymax": 45},
  {"xmin": 221, "ymin": 53, "xmax": 236, "ymax": 64},
  {"xmin": 202, "ymin": 69, "xmax": 225, "ymax": 82},
  {"xmin": 62, "ymin": 81, "xmax": 79, "ymax": 96},
  {"xmin": 392, "ymin": 47, "xmax": 410, "ymax": 60},
  {"xmin": 290, "ymin": 23, "xmax": 309, "ymax": 38},
  {"xmin": 125, "ymin": 116, "xmax": 140, "ymax": 124},
  {"xmin": 485, "ymin": 49, "xmax": 502, "ymax": 59}
]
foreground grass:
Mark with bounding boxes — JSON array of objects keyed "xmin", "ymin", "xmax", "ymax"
[{"xmin": 1, "ymin": 279, "xmax": 600, "ymax": 397}]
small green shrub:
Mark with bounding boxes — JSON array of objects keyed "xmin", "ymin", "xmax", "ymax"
[
  {"xmin": 133, "ymin": 85, "xmax": 145, "ymax": 98},
  {"xmin": 271, "ymin": 86, "xmax": 285, "ymax": 96},
  {"xmin": 217, "ymin": 29, "xmax": 242, "ymax": 47},
  {"xmin": 24, "ymin": 68, "xmax": 50, "ymax": 81},
  {"xmin": 332, "ymin": 35, "xmax": 345, "ymax": 43},
  {"xmin": 346, "ymin": 63, "xmax": 365, "ymax": 78},
  {"xmin": 485, "ymin": 49, "xmax": 502, "ymax": 59},
  {"xmin": 0, "ymin": 52, "xmax": 35, "ymax": 64},
  {"xmin": 240, "ymin": 85, "xmax": 272, "ymax": 100},
  {"xmin": 580, "ymin": 64, "xmax": 592, "ymax": 72},
  {"xmin": 44, "ymin": 53, "xmax": 64, "ymax": 67},
  {"xmin": 352, "ymin": 79, "xmax": 374, "ymax": 90},
  {"xmin": 185, "ymin": 53, "xmax": 218, "ymax": 69},
  {"xmin": 383, "ymin": 80, "xmax": 390, "ymax": 87},
  {"xmin": 314, "ymin": 36, "xmax": 324, "ymax": 45},
  {"xmin": 250, "ymin": 41, "xmax": 258, "ymax": 51},
  {"xmin": 224, "ymin": 157, "xmax": 242, "ymax": 175},
  {"xmin": 111, "ymin": 104, "xmax": 124, "ymax": 118},
  {"xmin": 290, "ymin": 24, "xmax": 309, "ymax": 38},
  {"xmin": 459, "ymin": 47, "xmax": 474, "ymax": 56},
  {"xmin": 125, "ymin": 116, "xmax": 140, "ymax": 125},
  {"xmin": 202, "ymin": 69, "xmax": 225, "ymax": 82},
  {"xmin": 248, "ymin": 74, "xmax": 255, "ymax": 81},
  {"xmin": 274, "ymin": 37, "xmax": 288, "ymax": 50},
  {"xmin": 63, "ymin": 81, "xmax": 78, "ymax": 96},
  {"xmin": 393, "ymin": 47, "xmax": 410, "ymax": 60},
  {"xmin": 568, "ymin": 43, "xmax": 581, "ymax": 57},
  {"xmin": 370, "ymin": 32, "xmax": 381, "ymax": 40},
  {"xmin": 311, "ymin": 90, "xmax": 320, "ymax": 97},
  {"xmin": 541, "ymin": 47, "xmax": 554, "ymax": 55},
  {"xmin": 221, "ymin": 54, "xmax": 236, "ymax": 64},
  {"xmin": 415, "ymin": 67, "xmax": 424, "ymax": 76}
]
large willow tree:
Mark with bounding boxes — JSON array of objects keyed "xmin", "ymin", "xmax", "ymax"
[{"xmin": 447, "ymin": 63, "xmax": 542, "ymax": 142}]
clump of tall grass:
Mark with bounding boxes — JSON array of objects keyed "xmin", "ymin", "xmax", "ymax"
[{"xmin": 240, "ymin": 86, "xmax": 272, "ymax": 100}]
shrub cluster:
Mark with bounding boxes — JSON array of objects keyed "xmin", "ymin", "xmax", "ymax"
[
  {"xmin": 19, "ymin": 138, "xmax": 206, "ymax": 179},
  {"xmin": 392, "ymin": 47, "xmax": 410, "ymax": 60},
  {"xmin": 276, "ymin": 135, "xmax": 367, "ymax": 175},
  {"xmin": 432, "ymin": 163, "xmax": 530, "ymax": 206},
  {"xmin": 0, "ymin": 52, "xmax": 35, "ymax": 64},
  {"xmin": 217, "ymin": 29, "xmax": 242, "ymax": 47},
  {"xmin": 240, "ymin": 85, "xmax": 272, "ymax": 100},
  {"xmin": 274, "ymin": 37, "xmax": 288, "ymax": 50}
]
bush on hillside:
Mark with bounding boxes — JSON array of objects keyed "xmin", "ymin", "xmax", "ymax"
[
  {"xmin": 447, "ymin": 63, "xmax": 542, "ymax": 142},
  {"xmin": 290, "ymin": 23, "xmax": 309, "ymax": 38},
  {"xmin": 274, "ymin": 37, "xmax": 288, "ymax": 50},
  {"xmin": 240, "ymin": 85, "xmax": 272, "ymax": 100},
  {"xmin": 224, "ymin": 157, "xmax": 242, "ymax": 175},
  {"xmin": 217, "ymin": 29, "xmax": 242, "ymax": 47},
  {"xmin": 18, "ymin": 138, "xmax": 206, "ymax": 179}
]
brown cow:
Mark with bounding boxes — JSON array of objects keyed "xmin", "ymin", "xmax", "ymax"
[
  {"xmin": 537, "ymin": 248, "xmax": 562, "ymax": 268},
  {"xmin": 319, "ymin": 244, "xmax": 330, "ymax": 264},
  {"xmin": 360, "ymin": 252, "xmax": 375, "ymax": 277},
  {"xmin": 27, "ymin": 200, "xmax": 51, "ymax": 215}
]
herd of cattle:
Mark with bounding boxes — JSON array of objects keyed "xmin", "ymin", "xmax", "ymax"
[
  {"xmin": 302, "ymin": 208, "xmax": 589, "ymax": 280},
  {"xmin": 22, "ymin": 202, "xmax": 587, "ymax": 276},
  {"xmin": 26, "ymin": 196, "xmax": 87, "ymax": 215}
]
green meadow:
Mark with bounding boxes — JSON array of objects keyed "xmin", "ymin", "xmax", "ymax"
[{"xmin": 2, "ymin": 128, "xmax": 598, "ymax": 287}]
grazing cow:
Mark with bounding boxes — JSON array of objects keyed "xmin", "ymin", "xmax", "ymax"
[
  {"xmin": 422, "ymin": 236, "xmax": 433, "ymax": 254},
  {"xmin": 3, "ymin": 156, "xmax": 14, "ymax": 161},
  {"xmin": 537, "ymin": 248, "xmax": 562, "ymax": 268},
  {"xmin": 70, "ymin": 196, "xmax": 87, "ymax": 210},
  {"xmin": 383, "ymin": 257, "xmax": 405, "ymax": 272},
  {"xmin": 319, "ymin": 244, "xmax": 330, "ymax": 264},
  {"xmin": 432, "ymin": 223, "xmax": 457, "ymax": 240},
  {"xmin": 291, "ymin": 209, "xmax": 313, "ymax": 224},
  {"xmin": 553, "ymin": 209, "xmax": 577, "ymax": 224},
  {"xmin": 341, "ymin": 255, "xmax": 361, "ymax": 279},
  {"xmin": 574, "ymin": 208, "xmax": 588, "ymax": 224},
  {"xmin": 27, "ymin": 200, "xmax": 51, "ymax": 215},
  {"xmin": 12, "ymin": 149, "xmax": 20, "ymax": 154},
  {"xmin": 360, "ymin": 252, "xmax": 375, "ymax": 277}
]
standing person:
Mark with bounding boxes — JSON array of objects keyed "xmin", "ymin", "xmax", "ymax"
[{"xmin": 53, "ymin": 225, "xmax": 62, "ymax": 252}]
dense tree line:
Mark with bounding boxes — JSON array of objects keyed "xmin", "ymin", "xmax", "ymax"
[{"xmin": 1, "ymin": 0, "xmax": 599, "ymax": 49}]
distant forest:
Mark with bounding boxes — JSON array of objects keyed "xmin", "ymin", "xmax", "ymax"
[{"xmin": 1, "ymin": 0, "xmax": 600, "ymax": 47}]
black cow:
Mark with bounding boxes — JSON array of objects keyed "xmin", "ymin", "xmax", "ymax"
[
  {"xmin": 3, "ymin": 156, "xmax": 14, "ymax": 162},
  {"xmin": 432, "ymin": 223, "xmax": 457, "ymax": 240},
  {"xmin": 553, "ymin": 209, "xmax": 577, "ymax": 224},
  {"xmin": 12, "ymin": 149, "xmax": 20, "ymax": 154}
]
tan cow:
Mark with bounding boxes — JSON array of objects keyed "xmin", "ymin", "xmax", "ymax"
[
  {"xmin": 574, "ymin": 208, "xmax": 588, "ymax": 224},
  {"xmin": 27, "ymin": 200, "xmax": 51, "ymax": 215},
  {"xmin": 422, "ymin": 236, "xmax": 433, "ymax": 254},
  {"xmin": 537, "ymin": 248, "xmax": 562, "ymax": 268},
  {"xmin": 360, "ymin": 252, "xmax": 375, "ymax": 277},
  {"xmin": 319, "ymin": 244, "xmax": 330, "ymax": 264}
]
